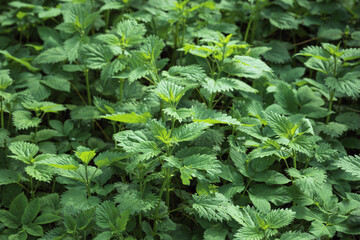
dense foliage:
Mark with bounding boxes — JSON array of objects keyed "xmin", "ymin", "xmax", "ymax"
[{"xmin": 0, "ymin": 0, "xmax": 360, "ymax": 239}]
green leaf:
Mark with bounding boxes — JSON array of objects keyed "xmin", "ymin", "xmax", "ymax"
[
  {"xmin": 25, "ymin": 165, "xmax": 53, "ymax": 182},
  {"xmin": 235, "ymin": 226, "xmax": 265, "ymax": 240},
  {"xmin": 81, "ymin": 44, "xmax": 113, "ymax": 69},
  {"xmin": 204, "ymin": 227, "xmax": 228, "ymax": 240},
  {"xmin": 22, "ymin": 198, "xmax": 40, "ymax": 225},
  {"xmin": 252, "ymin": 170, "xmax": 291, "ymax": 185},
  {"xmin": 115, "ymin": 19, "xmax": 146, "ymax": 47},
  {"xmin": 279, "ymin": 231, "xmax": 316, "ymax": 240},
  {"xmin": 95, "ymin": 201, "xmax": 119, "ymax": 230},
  {"xmin": 9, "ymin": 141, "xmax": 39, "ymax": 164},
  {"xmin": 34, "ymin": 213, "xmax": 61, "ymax": 225},
  {"xmin": 0, "ymin": 50, "xmax": 40, "ymax": 72},
  {"xmin": 190, "ymin": 193, "xmax": 233, "ymax": 222},
  {"xmin": 0, "ymin": 169, "xmax": 19, "ymax": 185},
  {"xmin": 309, "ymin": 220, "xmax": 336, "ymax": 238},
  {"xmin": 193, "ymin": 106, "xmax": 240, "ymax": 125},
  {"xmin": 60, "ymin": 187, "xmax": 100, "ymax": 214},
  {"xmin": 287, "ymin": 168, "xmax": 327, "ymax": 191},
  {"xmin": 23, "ymin": 223, "xmax": 43, "ymax": 236},
  {"xmin": 10, "ymin": 193, "xmax": 28, "ymax": 220},
  {"xmin": 274, "ymin": 83, "xmax": 298, "ymax": 113},
  {"xmin": 269, "ymin": 12, "xmax": 299, "ymax": 30},
  {"xmin": 22, "ymin": 101, "xmax": 66, "ymax": 113},
  {"xmin": 9, "ymin": 231, "xmax": 28, "ymax": 240},
  {"xmin": 114, "ymin": 189, "xmax": 157, "ymax": 215},
  {"xmin": 304, "ymin": 58, "xmax": 329, "ymax": 74},
  {"xmin": 262, "ymin": 41, "xmax": 291, "ymax": 64},
  {"xmin": 203, "ymin": 77, "xmax": 257, "ymax": 94},
  {"xmin": 163, "ymin": 107, "xmax": 193, "ymax": 122},
  {"xmin": 42, "ymin": 156, "xmax": 79, "ymax": 170},
  {"xmin": 101, "ymin": 112, "xmax": 151, "ymax": 123},
  {"xmin": 34, "ymin": 47, "xmax": 67, "ymax": 64},
  {"xmin": 41, "ymin": 75, "xmax": 70, "ymax": 92},
  {"xmin": 334, "ymin": 155, "xmax": 360, "ymax": 179},
  {"xmin": 249, "ymin": 185, "xmax": 292, "ymax": 212},
  {"xmin": 13, "ymin": 111, "xmax": 41, "ymax": 130},
  {"xmin": 114, "ymin": 130, "xmax": 162, "ymax": 160},
  {"xmin": 0, "ymin": 69, "xmax": 13, "ymax": 90},
  {"xmin": 172, "ymin": 122, "xmax": 211, "ymax": 142},
  {"xmin": 318, "ymin": 28, "xmax": 343, "ymax": 41},
  {"xmin": 265, "ymin": 209, "xmax": 295, "ymax": 228},
  {"xmin": 335, "ymin": 112, "xmax": 360, "ymax": 130},
  {"xmin": 75, "ymin": 146, "xmax": 96, "ymax": 165},
  {"xmin": 294, "ymin": 46, "xmax": 330, "ymax": 60},
  {"xmin": 317, "ymin": 122, "xmax": 348, "ymax": 138},
  {"xmin": 263, "ymin": 111, "xmax": 294, "ymax": 139},
  {"xmin": 325, "ymin": 72, "xmax": 360, "ymax": 99},
  {"xmin": 226, "ymin": 56, "xmax": 272, "ymax": 79},
  {"xmin": 0, "ymin": 210, "xmax": 19, "ymax": 228},
  {"xmin": 155, "ymin": 80, "xmax": 187, "ymax": 105}
]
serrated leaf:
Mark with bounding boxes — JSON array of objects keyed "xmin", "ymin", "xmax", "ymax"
[
  {"xmin": 265, "ymin": 209, "xmax": 295, "ymax": 228},
  {"xmin": 0, "ymin": 169, "xmax": 19, "ymax": 185},
  {"xmin": 13, "ymin": 111, "xmax": 41, "ymax": 130},
  {"xmin": 9, "ymin": 141, "xmax": 39, "ymax": 164},
  {"xmin": 190, "ymin": 193, "xmax": 232, "ymax": 222},
  {"xmin": 34, "ymin": 47, "xmax": 67, "ymax": 64},
  {"xmin": 193, "ymin": 106, "xmax": 240, "ymax": 125},
  {"xmin": 226, "ymin": 55, "xmax": 272, "ymax": 79},
  {"xmin": 25, "ymin": 165, "xmax": 53, "ymax": 182},
  {"xmin": 101, "ymin": 112, "xmax": 151, "ymax": 123},
  {"xmin": 262, "ymin": 41, "xmax": 291, "ymax": 64},
  {"xmin": 41, "ymin": 75, "xmax": 70, "ymax": 92},
  {"xmin": 172, "ymin": 122, "xmax": 211, "ymax": 142},
  {"xmin": 269, "ymin": 12, "xmax": 299, "ymax": 30},
  {"xmin": 334, "ymin": 155, "xmax": 360, "ymax": 179}
]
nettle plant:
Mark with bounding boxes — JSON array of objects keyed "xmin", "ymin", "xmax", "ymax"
[{"xmin": 0, "ymin": 0, "xmax": 360, "ymax": 239}]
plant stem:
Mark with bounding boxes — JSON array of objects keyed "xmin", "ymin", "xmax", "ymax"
[
  {"xmin": 292, "ymin": 151, "xmax": 297, "ymax": 169},
  {"xmin": 119, "ymin": 78, "xmax": 124, "ymax": 103},
  {"xmin": 30, "ymin": 177, "xmax": 35, "ymax": 199},
  {"xmin": 84, "ymin": 68, "xmax": 91, "ymax": 105},
  {"xmin": 326, "ymin": 89, "xmax": 335, "ymax": 124},
  {"xmin": 241, "ymin": 179, "xmax": 251, "ymax": 198},
  {"xmin": 0, "ymin": 97, "xmax": 4, "ymax": 128},
  {"xmin": 154, "ymin": 167, "xmax": 171, "ymax": 233},
  {"xmin": 244, "ymin": 17, "xmax": 253, "ymax": 42},
  {"xmin": 85, "ymin": 164, "xmax": 91, "ymax": 198},
  {"xmin": 105, "ymin": 10, "xmax": 110, "ymax": 30}
]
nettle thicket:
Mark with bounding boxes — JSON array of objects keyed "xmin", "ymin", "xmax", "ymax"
[{"xmin": 0, "ymin": 0, "xmax": 360, "ymax": 239}]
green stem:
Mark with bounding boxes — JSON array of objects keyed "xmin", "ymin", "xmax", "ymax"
[
  {"xmin": 112, "ymin": 122, "xmax": 117, "ymax": 149},
  {"xmin": 325, "ymin": 89, "xmax": 335, "ymax": 124},
  {"xmin": 244, "ymin": 17, "xmax": 253, "ymax": 42},
  {"xmin": 139, "ymin": 166, "xmax": 144, "ymax": 238},
  {"xmin": 154, "ymin": 168, "xmax": 171, "ymax": 233},
  {"xmin": 30, "ymin": 177, "xmax": 35, "ymax": 199},
  {"xmin": 85, "ymin": 164, "xmax": 91, "ymax": 198},
  {"xmin": 0, "ymin": 97, "xmax": 4, "ymax": 128},
  {"xmin": 241, "ymin": 179, "xmax": 251, "ymax": 198},
  {"xmin": 119, "ymin": 79, "xmax": 124, "ymax": 103},
  {"xmin": 7, "ymin": 112, "xmax": 11, "ymax": 130},
  {"xmin": 105, "ymin": 10, "xmax": 110, "ymax": 30},
  {"xmin": 16, "ymin": 182, "xmax": 30, "ymax": 193},
  {"xmin": 84, "ymin": 68, "xmax": 91, "ymax": 105}
]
